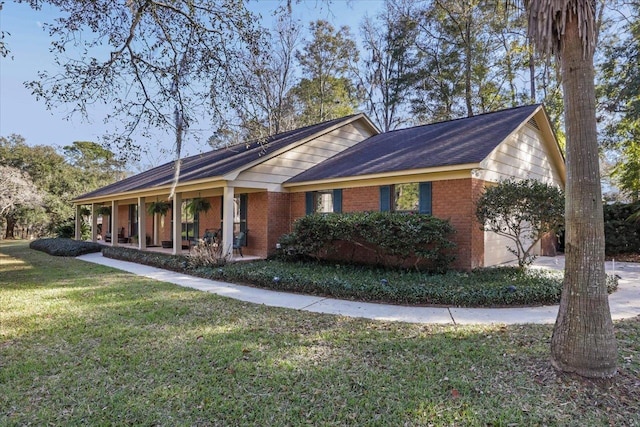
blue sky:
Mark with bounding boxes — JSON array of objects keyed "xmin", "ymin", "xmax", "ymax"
[{"xmin": 0, "ymin": 0, "xmax": 384, "ymax": 168}]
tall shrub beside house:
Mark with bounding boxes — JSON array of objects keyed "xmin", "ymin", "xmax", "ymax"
[{"xmin": 476, "ymin": 179, "xmax": 564, "ymax": 268}]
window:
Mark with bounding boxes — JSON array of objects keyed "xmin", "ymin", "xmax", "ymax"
[
  {"xmin": 181, "ymin": 199, "xmax": 198, "ymax": 240},
  {"xmin": 128, "ymin": 204, "xmax": 138, "ymax": 237},
  {"xmin": 394, "ymin": 183, "xmax": 419, "ymax": 212},
  {"xmin": 220, "ymin": 194, "xmax": 247, "ymax": 241},
  {"xmin": 305, "ymin": 189, "xmax": 342, "ymax": 214},
  {"xmin": 380, "ymin": 182, "xmax": 432, "ymax": 214}
]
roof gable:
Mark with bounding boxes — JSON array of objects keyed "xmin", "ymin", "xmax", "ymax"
[
  {"xmin": 286, "ymin": 104, "xmax": 544, "ymax": 184},
  {"xmin": 76, "ymin": 114, "xmax": 373, "ymax": 201}
]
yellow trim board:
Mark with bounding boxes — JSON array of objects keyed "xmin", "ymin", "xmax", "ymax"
[{"xmin": 283, "ymin": 166, "xmax": 476, "ymax": 192}]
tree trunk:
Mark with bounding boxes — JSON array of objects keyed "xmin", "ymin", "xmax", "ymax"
[
  {"xmin": 550, "ymin": 13, "xmax": 617, "ymax": 378},
  {"xmin": 464, "ymin": 20, "xmax": 474, "ymax": 117},
  {"xmin": 528, "ymin": 45, "xmax": 536, "ymax": 103},
  {"xmin": 5, "ymin": 215, "xmax": 16, "ymax": 239}
]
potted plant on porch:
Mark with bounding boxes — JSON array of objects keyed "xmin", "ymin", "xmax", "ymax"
[
  {"xmin": 184, "ymin": 197, "xmax": 211, "ymax": 249},
  {"xmin": 147, "ymin": 200, "xmax": 171, "ymax": 217},
  {"xmin": 186, "ymin": 197, "xmax": 211, "ymax": 216},
  {"xmin": 96, "ymin": 206, "xmax": 111, "ymax": 216},
  {"xmin": 148, "ymin": 200, "xmax": 172, "ymax": 248}
]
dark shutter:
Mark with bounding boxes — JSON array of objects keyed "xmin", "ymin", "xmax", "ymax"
[
  {"xmin": 333, "ymin": 189, "xmax": 342, "ymax": 213},
  {"xmin": 240, "ymin": 194, "xmax": 248, "ymax": 236},
  {"xmin": 305, "ymin": 192, "xmax": 314, "ymax": 215},
  {"xmin": 419, "ymin": 182, "xmax": 432, "ymax": 214},
  {"xmin": 379, "ymin": 186, "xmax": 391, "ymax": 211},
  {"xmin": 219, "ymin": 195, "xmax": 224, "ymax": 230}
]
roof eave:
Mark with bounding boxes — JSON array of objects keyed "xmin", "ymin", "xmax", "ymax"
[
  {"xmin": 72, "ymin": 177, "xmax": 228, "ymax": 205},
  {"xmin": 283, "ymin": 163, "xmax": 480, "ymax": 191}
]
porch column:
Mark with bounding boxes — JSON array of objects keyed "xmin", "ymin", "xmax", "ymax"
[
  {"xmin": 172, "ymin": 192, "xmax": 182, "ymax": 255},
  {"xmin": 111, "ymin": 200, "xmax": 118, "ymax": 247},
  {"xmin": 222, "ymin": 186, "xmax": 234, "ymax": 258},
  {"xmin": 153, "ymin": 213, "xmax": 159, "ymax": 245},
  {"xmin": 138, "ymin": 196, "xmax": 146, "ymax": 250},
  {"xmin": 91, "ymin": 203, "xmax": 98, "ymax": 242},
  {"xmin": 74, "ymin": 205, "xmax": 82, "ymax": 240}
]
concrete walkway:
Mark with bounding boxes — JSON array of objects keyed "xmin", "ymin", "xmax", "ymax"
[{"xmin": 76, "ymin": 253, "xmax": 640, "ymax": 325}]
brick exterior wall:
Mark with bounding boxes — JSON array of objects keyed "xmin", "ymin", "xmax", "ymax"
[
  {"xmin": 342, "ymin": 186, "xmax": 379, "ymax": 212},
  {"xmin": 290, "ymin": 192, "xmax": 307, "ymax": 223},
  {"xmin": 432, "ymin": 178, "xmax": 485, "ymax": 270},
  {"xmin": 116, "ymin": 205, "xmax": 129, "ymax": 237},
  {"xmin": 199, "ymin": 197, "xmax": 221, "ymax": 235},
  {"xmin": 266, "ymin": 192, "xmax": 292, "ymax": 257}
]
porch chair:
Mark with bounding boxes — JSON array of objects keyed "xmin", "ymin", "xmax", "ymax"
[
  {"xmin": 202, "ymin": 229, "xmax": 218, "ymax": 245},
  {"xmin": 233, "ymin": 231, "xmax": 246, "ymax": 257}
]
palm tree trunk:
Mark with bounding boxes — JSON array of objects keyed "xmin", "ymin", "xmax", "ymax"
[{"xmin": 550, "ymin": 11, "xmax": 617, "ymax": 378}]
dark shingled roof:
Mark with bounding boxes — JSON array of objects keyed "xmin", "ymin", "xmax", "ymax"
[
  {"xmin": 76, "ymin": 115, "xmax": 361, "ymax": 200},
  {"xmin": 287, "ymin": 104, "xmax": 542, "ymax": 183}
]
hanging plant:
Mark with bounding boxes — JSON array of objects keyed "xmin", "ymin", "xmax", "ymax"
[
  {"xmin": 186, "ymin": 197, "xmax": 211, "ymax": 216},
  {"xmin": 96, "ymin": 206, "xmax": 112, "ymax": 216},
  {"xmin": 147, "ymin": 200, "xmax": 171, "ymax": 217}
]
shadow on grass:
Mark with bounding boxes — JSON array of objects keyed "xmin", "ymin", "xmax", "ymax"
[{"xmin": 1, "ymin": 241, "xmax": 639, "ymax": 426}]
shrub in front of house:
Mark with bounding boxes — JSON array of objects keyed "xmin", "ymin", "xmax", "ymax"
[
  {"xmin": 102, "ymin": 246, "xmax": 189, "ymax": 272},
  {"xmin": 194, "ymin": 261, "xmax": 618, "ymax": 307},
  {"xmin": 29, "ymin": 238, "xmax": 103, "ymax": 257},
  {"xmin": 277, "ymin": 212, "xmax": 456, "ymax": 272},
  {"xmin": 604, "ymin": 201, "xmax": 640, "ymax": 255}
]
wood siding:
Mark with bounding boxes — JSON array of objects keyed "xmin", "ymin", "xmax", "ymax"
[
  {"xmin": 234, "ymin": 121, "xmax": 374, "ymax": 189},
  {"xmin": 480, "ymin": 124, "xmax": 562, "ymax": 266},
  {"xmin": 479, "ymin": 124, "xmax": 563, "ymax": 186}
]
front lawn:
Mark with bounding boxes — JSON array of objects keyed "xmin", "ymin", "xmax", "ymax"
[{"xmin": 1, "ymin": 240, "xmax": 639, "ymax": 426}]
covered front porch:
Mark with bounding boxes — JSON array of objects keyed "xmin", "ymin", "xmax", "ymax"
[{"xmin": 74, "ymin": 184, "xmax": 264, "ymax": 260}]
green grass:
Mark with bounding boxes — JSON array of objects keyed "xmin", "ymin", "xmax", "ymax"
[{"xmin": 1, "ymin": 240, "xmax": 639, "ymax": 426}]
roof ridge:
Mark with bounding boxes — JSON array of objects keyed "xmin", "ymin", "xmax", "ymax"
[{"xmin": 384, "ymin": 104, "xmax": 542, "ymax": 134}]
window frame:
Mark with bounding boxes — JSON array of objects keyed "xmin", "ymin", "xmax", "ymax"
[{"xmin": 380, "ymin": 182, "xmax": 432, "ymax": 215}]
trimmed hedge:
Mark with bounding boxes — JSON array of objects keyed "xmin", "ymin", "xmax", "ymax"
[
  {"xmin": 278, "ymin": 212, "xmax": 456, "ymax": 272},
  {"xmin": 604, "ymin": 202, "xmax": 640, "ymax": 255},
  {"xmin": 102, "ymin": 246, "xmax": 190, "ymax": 272},
  {"xmin": 29, "ymin": 238, "xmax": 103, "ymax": 257}
]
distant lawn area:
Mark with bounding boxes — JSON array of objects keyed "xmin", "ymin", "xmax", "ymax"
[{"xmin": 1, "ymin": 240, "xmax": 639, "ymax": 426}]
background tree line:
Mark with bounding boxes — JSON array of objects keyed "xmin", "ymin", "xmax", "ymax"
[
  {"xmin": 3, "ymin": 1, "xmax": 638, "ymax": 199},
  {"xmin": 224, "ymin": 0, "xmax": 638, "ymax": 201},
  {"xmin": 0, "ymin": 136, "xmax": 126, "ymax": 239}
]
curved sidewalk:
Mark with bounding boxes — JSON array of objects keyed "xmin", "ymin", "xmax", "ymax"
[{"xmin": 77, "ymin": 253, "xmax": 640, "ymax": 325}]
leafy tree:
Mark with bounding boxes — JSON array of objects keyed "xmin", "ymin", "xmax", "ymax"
[
  {"xmin": 410, "ymin": 0, "xmax": 521, "ymax": 121},
  {"xmin": 358, "ymin": 1, "xmax": 418, "ymax": 131},
  {"xmin": 521, "ymin": 0, "xmax": 618, "ymax": 378},
  {"xmin": 16, "ymin": 0, "xmax": 261, "ymax": 178},
  {"xmin": 0, "ymin": 165, "xmax": 43, "ymax": 217},
  {"xmin": 220, "ymin": 13, "xmax": 302, "ymax": 140},
  {"xmin": 476, "ymin": 179, "xmax": 564, "ymax": 268},
  {"xmin": 293, "ymin": 20, "xmax": 360, "ymax": 125},
  {"xmin": 600, "ymin": 1, "xmax": 640, "ymax": 200},
  {"xmin": 63, "ymin": 141, "xmax": 128, "ymax": 188}
]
